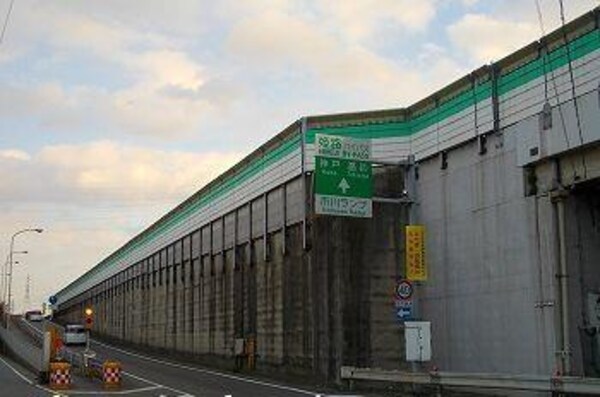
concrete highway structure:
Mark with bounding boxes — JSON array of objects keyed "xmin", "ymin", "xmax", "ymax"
[{"xmin": 53, "ymin": 7, "xmax": 600, "ymax": 390}]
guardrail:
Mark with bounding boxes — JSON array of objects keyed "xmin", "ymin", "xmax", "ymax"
[
  {"xmin": 340, "ymin": 366, "xmax": 600, "ymax": 395},
  {"xmin": 15, "ymin": 317, "xmax": 44, "ymax": 346},
  {"xmin": 57, "ymin": 346, "xmax": 84, "ymax": 369}
]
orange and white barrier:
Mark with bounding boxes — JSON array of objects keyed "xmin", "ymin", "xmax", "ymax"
[
  {"xmin": 102, "ymin": 360, "xmax": 121, "ymax": 389},
  {"xmin": 49, "ymin": 361, "xmax": 71, "ymax": 390}
]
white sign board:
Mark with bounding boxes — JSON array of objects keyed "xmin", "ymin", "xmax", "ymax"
[
  {"xmin": 316, "ymin": 134, "xmax": 371, "ymax": 161},
  {"xmin": 405, "ymin": 321, "xmax": 431, "ymax": 362},
  {"xmin": 315, "ymin": 195, "xmax": 372, "ymax": 218}
]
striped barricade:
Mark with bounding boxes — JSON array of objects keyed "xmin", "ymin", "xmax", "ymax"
[
  {"xmin": 102, "ymin": 360, "xmax": 122, "ymax": 389},
  {"xmin": 49, "ymin": 361, "xmax": 71, "ymax": 390}
]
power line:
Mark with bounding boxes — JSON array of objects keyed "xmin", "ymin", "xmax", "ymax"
[
  {"xmin": 533, "ymin": 0, "xmax": 579, "ymax": 183},
  {"xmin": 558, "ymin": 0, "xmax": 589, "ymax": 180},
  {"xmin": 535, "ymin": 2, "xmax": 572, "ymax": 144},
  {"xmin": 0, "ymin": 0, "xmax": 15, "ymax": 48},
  {"xmin": 534, "ymin": 0, "xmax": 549, "ymax": 101}
]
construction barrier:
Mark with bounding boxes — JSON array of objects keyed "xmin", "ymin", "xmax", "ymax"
[
  {"xmin": 102, "ymin": 360, "xmax": 121, "ymax": 389},
  {"xmin": 49, "ymin": 361, "xmax": 71, "ymax": 390}
]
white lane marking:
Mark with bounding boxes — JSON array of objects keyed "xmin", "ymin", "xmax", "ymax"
[
  {"xmin": 92, "ymin": 339, "xmax": 316, "ymax": 395},
  {"xmin": 0, "ymin": 355, "xmax": 54, "ymax": 394},
  {"xmin": 0, "ymin": 355, "xmax": 36, "ymax": 384},
  {"xmin": 59, "ymin": 385, "xmax": 163, "ymax": 395},
  {"xmin": 1, "ymin": 353, "xmax": 169, "ymax": 396},
  {"xmin": 122, "ymin": 368, "xmax": 193, "ymax": 396}
]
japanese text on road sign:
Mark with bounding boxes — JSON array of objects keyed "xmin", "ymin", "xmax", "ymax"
[
  {"xmin": 316, "ymin": 134, "xmax": 371, "ymax": 160},
  {"xmin": 406, "ymin": 225, "xmax": 427, "ymax": 281},
  {"xmin": 315, "ymin": 134, "xmax": 372, "ymax": 218}
]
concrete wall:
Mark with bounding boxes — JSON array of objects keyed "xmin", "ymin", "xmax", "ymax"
[
  {"xmin": 56, "ymin": 168, "xmax": 409, "ymax": 382},
  {"xmin": 416, "ymin": 126, "xmax": 557, "ymax": 375},
  {"xmin": 416, "ymin": 96, "xmax": 600, "ymax": 377},
  {"xmin": 565, "ymin": 181, "xmax": 600, "ymax": 376}
]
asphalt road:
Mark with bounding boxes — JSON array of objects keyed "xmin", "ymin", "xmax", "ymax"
[
  {"xmin": 0, "ymin": 354, "xmax": 50, "ymax": 396},
  {"xmin": 87, "ymin": 339, "xmax": 320, "ymax": 397},
  {"xmin": 23, "ymin": 319, "xmax": 360, "ymax": 397}
]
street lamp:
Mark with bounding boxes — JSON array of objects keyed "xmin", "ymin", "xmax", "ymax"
[
  {"xmin": 1, "ymin": 251, "xmax": 27, "ymax": 305},
  {"xmin": 6, "ymin": 228, "xmax": 43, "ymax": 327},
  {"xmin": 7, "ymin": 261, "xmax": 21, "ymax": 313}
]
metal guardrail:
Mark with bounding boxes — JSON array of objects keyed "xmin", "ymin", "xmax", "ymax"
[
  {"xmin": 340, "ymin": 366, "xmax": 600, "ymax": 395},
  {"xmin": 58, "ymin": 347, "xmax": 82, "ymax": 368},
  {"xmin": 8, "ymin": 318, "xmax": 108, "ymax": 384},
  {"xmin": 57, "ymin": 345, "xmax": 105, "ymax": 381},
  {"xmin": 16, "ymin": 317, "xmax": 43, "ymax": 346}
]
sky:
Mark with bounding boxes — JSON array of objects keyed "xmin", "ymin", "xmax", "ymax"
[{"xmin": 0, "ymin": 0, "xmax": 597, "ymax": 312}]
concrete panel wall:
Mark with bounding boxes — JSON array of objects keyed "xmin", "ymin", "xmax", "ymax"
[
  {"xmin": 565, "ymin": 185, "xmax": 600, "ymax": 376},
  {"xmin": 416, "ymin": 129, "xmax": 557, "ymax": 375},
  {"xmin": 56, "ymin": 169, "xmax": 408, "ymax": 382}
]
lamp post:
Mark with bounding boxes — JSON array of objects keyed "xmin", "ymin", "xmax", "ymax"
[
  {"xmin": 2, "ymin": 251, "xmax": 27, "ymax": 306},
  {"xmin": 6, "ymin": 228, "xmax": 42, "ymax": 328}
]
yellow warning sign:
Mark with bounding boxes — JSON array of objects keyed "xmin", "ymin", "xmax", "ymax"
[{"xmin": 406, "ymin": 225, "xmax": 427, "ymax": 281}]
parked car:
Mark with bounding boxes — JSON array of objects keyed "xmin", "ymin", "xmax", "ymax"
[
  {"xmin": 24, "ymin": 310, "xmax": 43, "ymax": 322},
  {"xmin": 63, "ymin": 324, "xmax": 88, "ymax": 345}
]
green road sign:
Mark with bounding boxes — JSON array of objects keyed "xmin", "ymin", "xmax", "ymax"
[
  {"xmin": 315, "ymin": 157, "xmax": 372, "ymax": 198},
  {"xmin": 314, "ymin": 134, "xmax": 372, "ymax": 218}
]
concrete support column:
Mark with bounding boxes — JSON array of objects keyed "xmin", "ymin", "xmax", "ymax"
[{"xmin": 552, "ymin": 188, "xmax": 571, "ymax": 375}]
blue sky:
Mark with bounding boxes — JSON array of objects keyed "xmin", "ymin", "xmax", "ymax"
[{"xmin": 0, "ymin": 0, "xmax": 596, "ymax": 310}]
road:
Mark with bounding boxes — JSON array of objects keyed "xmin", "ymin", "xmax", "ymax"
[
  {"xmin": 22, "ymin": 319, "xmax": 359, "ymax": 397},
  {"xmin": 0, "ymin": 354, "xmax": 49, "ymax": 396},
  {"xmin": 85, "ymin": 338, "xmax": 321, "ymax": 396}
]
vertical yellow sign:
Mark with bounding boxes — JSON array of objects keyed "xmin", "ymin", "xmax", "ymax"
[{"xmin": 405, "ymin": 225, "xmax": 427, "ymax": 281}]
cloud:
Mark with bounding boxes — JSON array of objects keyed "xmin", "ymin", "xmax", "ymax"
[
  {"xmin": 0, "ymin": 149, "xmax": 31, "ymax": 161},
  {"xmin": 220, "ymin": 0, "xmax": 437, "ymax": 41},
  {"xmin": 0, "ymin": 141, "xmax": 242, "ymax": 203},
  {"xmin": 129, "ymin": 50, "xmax": 205, "ymax": 90},
  {"xmin": 447, "ymin": 14, "xmax": 539, "ymax": 64},
  {"xmin": 447, "ymin": 0, "xmax": 598, "ymax": 66},
  {"xmin": 316, "ymin": 0, "xmax": 437, "ymax": 40},
  {"xmin": 492, "ymin": 0, "xmax": 597, "ymax": 32},
  {"xmin": 0, "ymin": 209, "xmax": 133, "ymax": 313},
  {"xmin": 2, "ymin": 2, "xmax": 225, "ymax": 139},
  {"xmin": 0, "ymin": 54, "xmax": 225, "ymax": 138},
  {"xmin": 51, "ymin": 0, "xmax": 213, "ymax": 38},
  {"xmin": 0, "ymin": 140, "xmax": 242, "ymax": 311},
  {"xmin": 226, "ymin": 9, "xmax": 461, "ymax": 106}
]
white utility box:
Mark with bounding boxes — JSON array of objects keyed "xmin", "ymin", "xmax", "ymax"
[{"xmin": 405, "ymin": 321, "xmax": 431, "ymax": 362}]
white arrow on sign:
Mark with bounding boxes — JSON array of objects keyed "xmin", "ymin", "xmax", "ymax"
[{"xmin": 338, "ymin": 178, "xmax": 350, "ymax": 194}]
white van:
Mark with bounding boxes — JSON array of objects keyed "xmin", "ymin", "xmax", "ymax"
[
  {"xmin": 63, "ymin": 324, "xmax": 88, "ymax": 345},
  {"xmin": 25, "ymin": 310, "xmax": 43, "ymax": 322}
]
